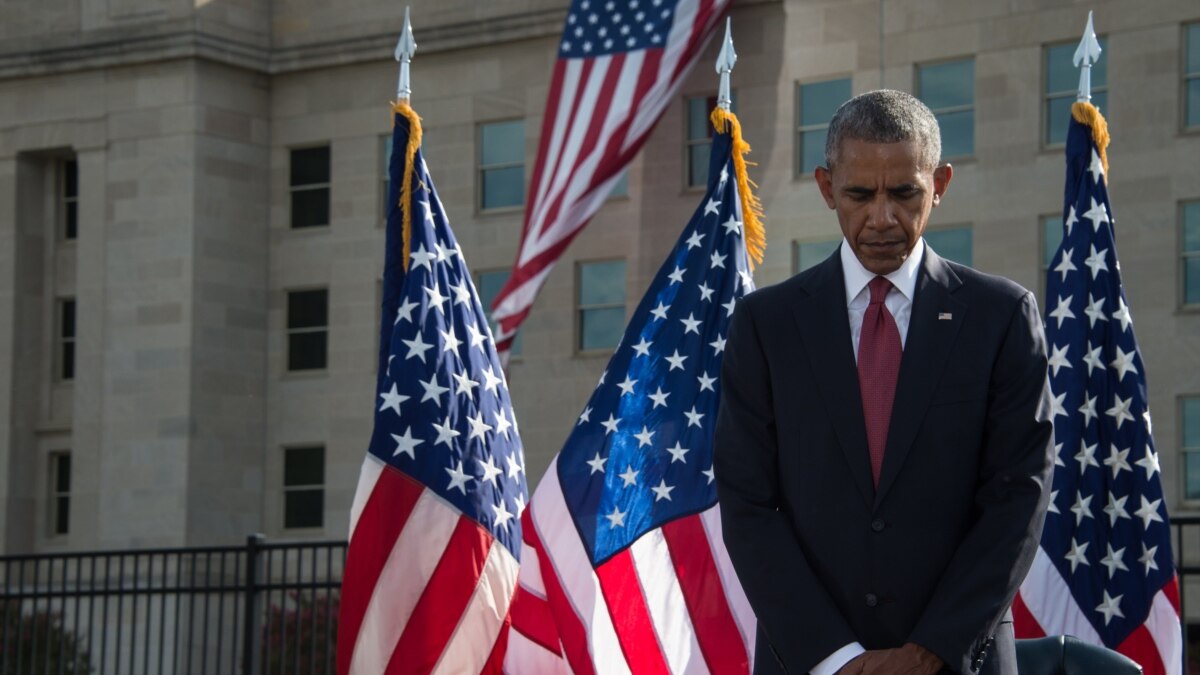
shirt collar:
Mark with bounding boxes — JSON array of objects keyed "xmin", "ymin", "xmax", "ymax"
[{"xmin": 840, "ymin": 237, "xmax": 925, "ymax": 305}]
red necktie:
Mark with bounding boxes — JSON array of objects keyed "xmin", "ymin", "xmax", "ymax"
[{"xmin": 858, "ymin": 276, "xmax": 902, "ymax": 487}]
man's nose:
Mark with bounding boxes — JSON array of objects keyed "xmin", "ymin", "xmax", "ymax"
[{"xmin": 865, "ymin": 195, "xmax": 898, "ymax": 229}]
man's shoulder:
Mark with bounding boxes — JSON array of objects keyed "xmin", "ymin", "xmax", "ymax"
[
  {"xmin": 741, "ymin": 257, "xmax": 831, "ymax": 312},
  {"xmin": 942, "ymin": 258, "xmax": 1033, "ymax": 307}
]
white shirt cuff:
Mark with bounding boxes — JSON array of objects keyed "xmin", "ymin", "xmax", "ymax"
[{"xmin": 810, "ymin": 642, "xmax": 865, "ymax": 675}]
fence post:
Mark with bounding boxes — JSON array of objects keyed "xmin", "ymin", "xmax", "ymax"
[{"xmin": 242, "ymin": 534, "xmax": 264, "ymax": 675}]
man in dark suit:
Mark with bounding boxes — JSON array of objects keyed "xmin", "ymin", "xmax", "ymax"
[{"xmin": 715, "ymin": 90, "xmax": 1054, "ymax": 675}]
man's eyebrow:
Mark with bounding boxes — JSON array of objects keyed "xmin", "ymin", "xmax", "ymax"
[{"xmin": 843, "ymin": 185, "xmax": 875, "ymax": 195}]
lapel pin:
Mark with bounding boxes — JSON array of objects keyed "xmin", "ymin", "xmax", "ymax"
[{"xmin": 938, "ymin": 312, "xmax": 953, "ymax": 320}]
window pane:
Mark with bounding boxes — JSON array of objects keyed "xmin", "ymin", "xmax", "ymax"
[
  {"xmin": 478, "ymin": 271, "xmax": 522, "ymax": 356},
  {"xmin": 61, "ymin": 300, "xmax": 76, "ymax": 338},
  {"xmin": 55, "ymin": 496, "xmax": 69, "ymax": 535},
  {"xmin": 64, "ymin": 160, "xmax": 78, "ymax": 198},
  {"xmin": 1183, "ymin": 397, "xmax": 1200, "ymax": 447},
  {"xmin": 56, "ymin": 454, "xmax": 71, "ymax": 492},
  {"xmin": 1188, "ymin": 452, "xmax": 1200, "ymax": 500},
  {"xmin": 482, "ymin": 166, "xmax": 525, "ymax": 209},
  {"xmin": 288, "ymin": 290, "xmax": 328, "ymax": 329},
  {"xmin": 285, "ymin": 446, "xmax": 325, "ymax": 486},
  {"xmin": 481, "ymin": 121, "xmax": 524, "ymax": 166},
  {"xmin": 285, "ymin": 489, "xmax": 324, "ymax": 528},
  {"xmin": 799, "ymin": 129, "xmax": 828, "ymax": 175},
  {"xmin": 1186, "ymin": 257, "xmax": 1200, "ymax": 305},
  {"xmin": 1184, "ymin": 203, "xmax": 1200, "ymax": 251},
  {"xmin": 1042, "ymin": 215, "xmax": 1064, "ymax": 266},
  {"xmin": 1188, "ymin": 79, "xmax": 1200, "ymax": 128},
  {"xmin": 581, "ymin": 307, "xmax": 625, "ymax": 351},
  {"xmin": 1047, "ymin": 38, "xmax": 1108, "ymax": 94},
  {"xmin": 800, "ymin": 78, "xmax": 851, "ymax": 126},
  {"xmin": 291, "ymin": 188, "xmax": 330, "ymax": 229},
  {"xmin": 687, "ymin": 97, "xmax": 711, "ymax": 141},
  {"xmin": 610, "ymin": 169, "xmax": 629, "ymax": 198},
  {"xmin": 796, "ymin": 239, "xmax": 840, "ymax": 273},
  {"xmin": 1189, "ymin": 25, "xmax": 1200, "ymax": 74},
  {"xmin": 1045, "ymin": 96, "xmax": 1074, "ymax": 146},
  {"xmin": 62, "ymin": 342, "xmax": 75, "ymax": 380},
  {"xmin": 65, "ymin": 202, "xmax": 78, "ymax": 240},
  {"xmin": 688, "ymin": 143, "xmax": 710, "ymax": 188},
  {"xmin": 937, "ymin": 109, "xmax": 974, "ymax": 158},
  {"xmin": 288, "ymin": 332, "xmax": 328, "ymax": 370},
  {"xmin": 919, "ymin": 60, "xmax": 974, "ymax": 110},
  {"xmin": 580, "ymin": 261, "xmax": 625, "ymax": 306},
  {"xmin": 290, "ymin": 146, "xmax": 330, "ymax": 186},
  {"xmin": 926, "ymin": 228, "xmax": 972, "ymax": 267}
]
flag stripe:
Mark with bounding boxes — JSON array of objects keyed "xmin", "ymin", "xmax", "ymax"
[
  {"xmin": 629, "ymin": 529, "xmax": 707, "ymax": 674},
  {"xmin": 511, "ymin": 584, "xmax": 563, "ymax": 655},
  {"xmin": 386, "ymin": 517, "xmax": 493, "ymax": 674},
  {"xmin": 699, "ymin": 505, "xmax": 756, "ymax": 652},
  {"xmin": 1146, "ymin": 585, "xmax": 1183, "ymax": 675},
  {"xmin": 1117, "ymin": 623, "xmax": 1167, "ymax": 675},
  {"xmin": 1011, "ymin": 591, "xmax": 1046, "ymax": 639},
  {"xmin": 595, "ymin": 548, "xmax": 673, "ymax": 675},
  {"xmin": 505, "ymin": 627, "xmax": 568, "ymax": 675},
  {"xmin": 349, "ymin": 454, "xmax": 386, "ymax": 535},
  {"xmin": 663, "ymin": 514, "xmax": 751, "ymax": 673},
  {"xmin": 432, "ymin": 540, "xmax": 521, "ymax": 675},
  {"xmin": 525, "ymin": 498, "xmax": 602, "ymax": 675},
  {"xmin": 340, "ymin": 467, "xmax": 429, "ymax": 675},
  {"xmin": 1017, "ymin": 547, "xmax": 1102, "ymax": 644}
]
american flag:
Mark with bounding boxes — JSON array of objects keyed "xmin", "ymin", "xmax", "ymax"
[
  {"xmin": 337, "ymin": 103, "xmax": 529, "ymax": 675},
  {"xmin": 505, "ymin": 110, "xmax": 756, "ymax": 674},
  {"xmin": 490, "ymin": 0, "xmax": 731, "ymax": 364},
  {"xmin": 1013, "ymin": 102, "xmax": 1182, "ymax": 675}
]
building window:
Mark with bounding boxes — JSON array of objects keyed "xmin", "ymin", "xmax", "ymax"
[
  {"xmin": 917, "ymin": 59, "xmax": 975, "ymax": 158},
  {"xmin": 284, "ymin": 446, "xmax": 324, "ymax": 529},
  {"xmin": 382, "ymin": 134, "xmax": 394, "ymax": 222},
  {"xmin": 577, "ymin": 260, "xmax": 626, "ymax": 352},
  {"xmin": 925, "ymin": 226, "xmax": 973, "ymax": 267},
  {"xmin": 796, "ymin": 78, "xmax": 851, "ymax": 176},
  {"xmin": 290, "ymin": 146, "xmax": 331, "ymax": 229},
  {"xmin": 1186, "ymin": 23, "xmax": 1200, "ymax": 130},
  {"xmin": 794, "ymin": 238, "xmax": 841, "ymax": 274},
  {"xmin": 1040, "ymin": 214, "xmax": 1066, "ymax": 302},
  {"xmin": 49, "ymin": 451, "xmax": 71, "ymax": 536},
  {"xmin": 609, "ymin": 169, "xmax": 629, "ymax": 199},
  {"xmin": 1184, "ymin": 397, "xmax": 1200, "ymax": 500},
  {"xmin": 1184, "ymin": 200, "xmax": 1200, "ymax": 306},
  {"xmin": 287, "ymin": 289, "xmax": 328, "ymax": 371},
  {"xmin": 1045, "ymin": 38, "xmax": 1108, "ymax": 146},
  {"xmin": 477, "ymin": 270, "xmax": 522, "ymax": 357},
  {"xmin": 479, "ymin": 120, "xmax": 525, "ymax": 210},
  {"xmin": 62, "ymin": 159, "xmax": 78, "ymax": 240},
  {"xmin": 59, "ymin": 299, "xmax": 76, "ymax": 381},
  {"xmin": 685, "ymin": 93, "xmax": 736, "ymax": 189}
]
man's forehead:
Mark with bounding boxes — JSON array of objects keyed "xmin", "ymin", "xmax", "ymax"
[{"xmin": 832, "ymin": 138, "xmax": 936, "ymax": 175}]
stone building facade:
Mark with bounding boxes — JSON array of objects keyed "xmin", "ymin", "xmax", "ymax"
[{"xmin": 1, "ymin": 0, "xmax": 1198, "ymax": 560}]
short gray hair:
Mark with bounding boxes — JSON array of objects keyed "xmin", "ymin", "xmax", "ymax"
[{"xmin": 824, "ymin": 89, "xmax": 941, "ymax": 171}]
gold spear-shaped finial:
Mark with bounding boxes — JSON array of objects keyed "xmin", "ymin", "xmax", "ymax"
[
  {"xmin": 395, "ymin": 7, "xmax": 418, "ymax": 101},
  {"xmin": 1073, "ymin": 11, "xmax": 1102, "ymax": 103},
  {"xmin": 715, "ymin": 17, "xmax": 736, "ymax": 111}
]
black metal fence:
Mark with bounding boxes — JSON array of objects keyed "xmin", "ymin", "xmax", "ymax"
[{"xmin": 0, "ymin": 536, "xmax": 344, "ymax": 675}]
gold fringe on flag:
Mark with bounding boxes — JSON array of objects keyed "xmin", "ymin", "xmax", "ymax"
[
  {"xmin": 1071, "ymin": 101, "xmax": 1109, "ymax": 181},
  {"xmin": 710, "ymin": 107, "xmax": 766, "ymax": 270},
  {"xmin": 392, "ymin": 100, "xmax": 424, "ymax": 271}
]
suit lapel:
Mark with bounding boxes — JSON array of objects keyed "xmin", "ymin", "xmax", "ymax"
[
  {"xmin": 793, "ymin": 255, "xmax": 875, "ymax": 508},
  {"xmin": 874, "ymin": 250, "xmax": 967, "ymax": 507}
]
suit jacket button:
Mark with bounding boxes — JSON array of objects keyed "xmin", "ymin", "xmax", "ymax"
[
  {"xmin": 871, "ymin": 518, "xmax": 885, "ymax": 532},
  {"xmin": 865, "ymin": 593, "xmax": 878, "ymax": 607}
]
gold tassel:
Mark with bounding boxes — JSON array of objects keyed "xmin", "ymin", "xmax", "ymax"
[
  {"xmin": 1071, "ymin": 101, "xmax": 1109, "ymax": 181},
  {"xmin": 391, "ymin": 100, "xmax": 424, "ymax": 271},
  {"xmin": 709, "ymin": 107, "xmax": 766, "ymax": 270}
]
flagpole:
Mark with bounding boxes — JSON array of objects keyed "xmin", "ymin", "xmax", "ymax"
[
  {"xmin": 715, "ymin": 17, "xmax": 736, "ymax": 111},
  {"xmin": 396, "ymin": 6, "xmax": 417, "ymax": 101},
  {"xmin": 1073, "ymin": 11, "xmax": 1101, "ymax": 103}
]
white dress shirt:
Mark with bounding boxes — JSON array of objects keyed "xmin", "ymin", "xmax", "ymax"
[{"xmin": 809, "ymin": 238, "xmax": 926, "ymax": 675}]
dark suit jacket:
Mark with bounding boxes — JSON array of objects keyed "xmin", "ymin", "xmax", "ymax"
[{"xmin": 715, "ymin": 248, "xmax": 1054, "ymax": 675}]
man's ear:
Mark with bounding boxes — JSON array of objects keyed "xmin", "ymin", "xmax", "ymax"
[
  {"xmin": 931, "ymin": 163, "xmax": 953, "ymax": 207},
  {"xmin": 815, "ymin": 166, "xmax": 837, "ymax": 209}
]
